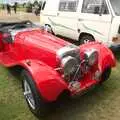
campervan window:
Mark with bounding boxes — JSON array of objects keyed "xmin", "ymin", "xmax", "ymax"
[
  {"xmin": 59, "ymin": 0, "xmax": 79, "ymax": 12},
  {"xmin": 82, "ymin": 0, "xmax": 109, "ymax": 14}
]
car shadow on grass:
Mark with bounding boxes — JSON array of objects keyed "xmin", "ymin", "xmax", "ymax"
[
  {"xmin": 8, "ymin": 66, "xmax": 22, "ymax": 81},
  {"xmin": 113, "ymin": 51, "xmax": 120, "ymax": 61},
  {"xmin": 40, "ymin": 84, "xmax": 111, "ymax": 120}
]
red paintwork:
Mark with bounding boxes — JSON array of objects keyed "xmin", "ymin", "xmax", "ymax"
[{"xmin": 0, "ymin": 29, "xmax": 116, "ymax": 102}]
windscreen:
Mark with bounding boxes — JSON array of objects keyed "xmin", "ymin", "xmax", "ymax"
[{"xmin": 110, "ymin": 0, "xmax": 120, "ymax": 16}]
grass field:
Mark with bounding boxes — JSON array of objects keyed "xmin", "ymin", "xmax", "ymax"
[{"xmin": 0, "ymin": 51, "xmax": 120, "ymax": 120}]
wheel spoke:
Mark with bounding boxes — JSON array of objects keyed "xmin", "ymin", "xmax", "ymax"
[
  {"xmin": 23, "ymin": 79, "xmax": 36, "ymax": 110},
  {"xmin": 24, "ymin": 91, "xmax": 31, "ymax": 96}
]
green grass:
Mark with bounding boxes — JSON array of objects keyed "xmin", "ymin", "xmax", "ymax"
[
  {"xmin": 0, "ymin": 52, "xmax": 120, "ymax": 120},
  {"xmin": 0, "ymin": 67, "xmax": 37, "ymax": 120}
]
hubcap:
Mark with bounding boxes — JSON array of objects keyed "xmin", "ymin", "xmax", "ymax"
[
  {"xmin": 23, "ymin": 80, "xmax": 36, "ymax": 110},
  {"xmin": 84, "ymin": 39, "xmax": 90, "ymax": 44}
]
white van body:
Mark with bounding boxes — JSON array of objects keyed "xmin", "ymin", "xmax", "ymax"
[{"xmin": 40, "ymin": 0, "xmax": 120, "ymax": 47}]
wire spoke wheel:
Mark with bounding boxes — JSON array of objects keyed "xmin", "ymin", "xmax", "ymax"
[
  {"xmin": 23, "ymin": 79, "xmax": 36, "ymax": 110},
  {"xmin": 21, "ymin": 70, "xmax": 50, "ymax": 117}
]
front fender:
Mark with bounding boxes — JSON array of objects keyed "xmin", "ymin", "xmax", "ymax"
[
  {"xmin": 80, "ymin": 42, "xmax": 116, "ymax": 71},
  {"xmin": 98, "ymin": 47, "xmax": 116, "ymax": 71},
  {"xmin": 19, "ymin": 60, "xmax": 68, "ymax": 102}
]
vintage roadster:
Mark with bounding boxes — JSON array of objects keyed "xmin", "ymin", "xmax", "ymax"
[{"xmin": 0, "ymin": 21, "xmax": 116, "ymax": 117}]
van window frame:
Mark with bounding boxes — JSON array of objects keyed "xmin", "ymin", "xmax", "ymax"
[
  {"xmin": 59, "ymin": 0, "xmax": 79, "ymax": 12},
  {"xmin": 81, "ymin": 0, "xmax": 109, "ymax": 15}
]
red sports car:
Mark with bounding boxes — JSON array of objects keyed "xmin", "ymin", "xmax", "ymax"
[{"xmin": 0, "ymin": 21, "xmax": 116, "ymax": 117}]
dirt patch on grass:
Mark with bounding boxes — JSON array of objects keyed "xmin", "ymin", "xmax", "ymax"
[{"xmin": 0, "ymin": 10, "xmax": 39, "ymax": 22}]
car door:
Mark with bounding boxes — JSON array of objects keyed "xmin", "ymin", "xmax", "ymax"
[
  {"xmin": 55, "ymin": 0, "xmax": 79, "ymax": 40},
  {"xmin": 78, "ymin": 0, "xmax": 112, "ymax": 44}
]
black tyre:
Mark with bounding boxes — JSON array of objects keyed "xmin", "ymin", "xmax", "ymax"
[
  {"xmin": 21, "ymin": 70, "xmax": 50, "ymax": 117},
  {"xmin": 101, "ymin": 67, "xmax": 111, "ymax": 83},
  {"xmin": 79, "ymin": 35, "xmax": 95, "ymax": 45}
]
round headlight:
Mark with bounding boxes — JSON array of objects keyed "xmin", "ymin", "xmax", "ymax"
[
  {"xmin": 61, "ymin": 56, "xmax": 78, "ymax": 76},
  {"xmin": 85, "ymin": 49, "xmax": 98, "ymax": 66}
]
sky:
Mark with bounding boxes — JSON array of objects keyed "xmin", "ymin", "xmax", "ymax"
[{"xmin": 0, "ymin": 0, "xmax": 36, "ymax": 4}]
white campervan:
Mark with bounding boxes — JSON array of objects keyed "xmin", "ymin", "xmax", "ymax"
[{"xmin": 40, "ymin": 0, "xmax": 120, "ymax": 47}]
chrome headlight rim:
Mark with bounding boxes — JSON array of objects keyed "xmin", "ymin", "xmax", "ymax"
[
  {"xmin": 85, "ymin": 49, "xmax": 98, "ymax": 66},
  {"xmin": 56, "ymin": 44, "xmax": 80, "ymax": 59},
  {"xmin": 61, "ymin": 56, "xmax": 79, "ymax": 78}
]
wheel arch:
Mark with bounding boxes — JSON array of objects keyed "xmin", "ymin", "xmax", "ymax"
[
  {"xmin": 11, "ymin": 65, "xmax": 26, "ymax": 71},
  {"xmin": 79, "ymin": 32, "xmax": 95, "ymax": 40},
  {"xmin": 14, "ymin": 60, "xmax": 68, "ymax": 102}
]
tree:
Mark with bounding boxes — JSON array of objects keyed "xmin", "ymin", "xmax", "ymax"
[{"xmin": 33, "ymin": 0, "xmax": 39, "ymax": 7}]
